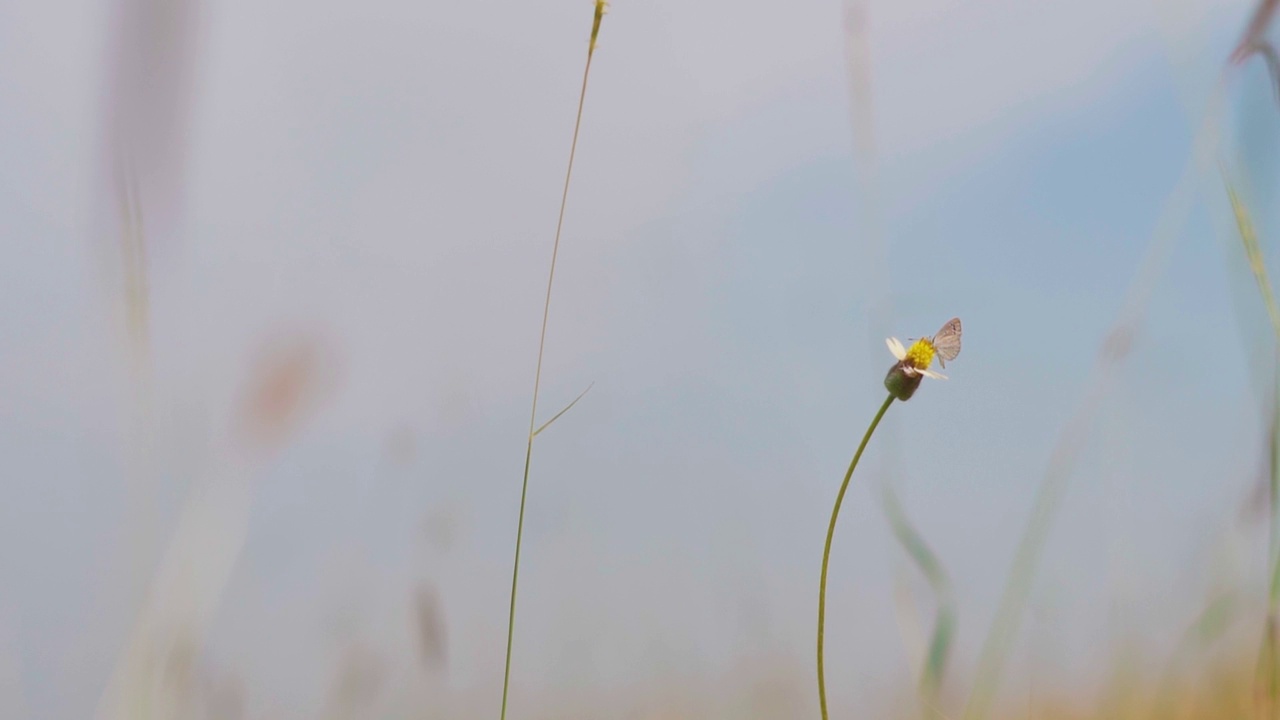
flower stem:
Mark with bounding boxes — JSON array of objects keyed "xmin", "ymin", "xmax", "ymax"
[{"xmin": 818, "ymin": 393, "xmax": 895, "ymax": 720}]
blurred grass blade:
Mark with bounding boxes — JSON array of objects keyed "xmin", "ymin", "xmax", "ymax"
[
  {"xmin": 1252, "ymin": 367, "xmax": 1279, "ymax": 719},
  {"xmin": 1151, "ymin": 592, "xmax": 1239, "ymax": 720},
  {"xmin": 1222, "ymin": 169, "xmax": 1280, "ymax": 716},
  {"xmin": 1231, "ymin": 0, "xmax": 1280, "ymax": 65},
  {"xmin": 1223, "ymin": 175, "xmax": 1280, "ymax": 337},
  {"xmin": 532, "ymin": 383, "xmax": 595, "ymax": 438},
  {"xmin": 880, "ymin": 480, "xmax": 955, "ymax": 704},
  {"xmin": 96, "ymin": 337, "xmax": 333, "ymax": 720}
]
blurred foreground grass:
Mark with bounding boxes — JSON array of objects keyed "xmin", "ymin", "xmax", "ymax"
[{"xmin": 142, "ymin": 641, "xmax": 1280, "ymax": 719}]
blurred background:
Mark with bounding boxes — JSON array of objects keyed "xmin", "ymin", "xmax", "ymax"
[{"xmin": 4, "ymin": 0, "xmax": 1280, "ymax": 717}]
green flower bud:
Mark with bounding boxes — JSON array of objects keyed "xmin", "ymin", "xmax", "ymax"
[{"xmin": 884, "ymin": 362, "xmax": 922, "ymax": 401}]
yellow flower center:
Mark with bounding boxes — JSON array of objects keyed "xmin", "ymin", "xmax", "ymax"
[{"xmin": 905, "ymin": 339, "xmax": 936, "ymax": 370}]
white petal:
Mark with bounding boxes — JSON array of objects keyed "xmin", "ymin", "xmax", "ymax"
[
  {"xmin": 920, "ymin": 368, "xmax": 948, "ymax": 380},
  {"xmin": 886, "ymin": 337, "xmax": 906, "ymax": 360}
]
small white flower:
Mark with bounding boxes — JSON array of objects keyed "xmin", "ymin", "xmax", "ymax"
[{"xmin": 885, "ymin": 337, "xmax": 947, "ymax": 380}]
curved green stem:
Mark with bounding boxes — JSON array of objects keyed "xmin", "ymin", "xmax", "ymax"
[{"xmin": 818, "ymin": 393, "xmax": 895, "ymax": 720}]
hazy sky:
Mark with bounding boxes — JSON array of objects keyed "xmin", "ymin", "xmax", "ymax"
[{"xmin": 2, "ymin": 0, "xmax": 1278, "ymax": 717}]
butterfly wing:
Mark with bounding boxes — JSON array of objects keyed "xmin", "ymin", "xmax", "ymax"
[{"xmin": 931, "ymin": 317, "xmax": 962, "ymax": 367}]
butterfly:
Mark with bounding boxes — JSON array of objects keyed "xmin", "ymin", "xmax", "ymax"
[{"xmin": 929, "ymin": 317, "xmax": 962, "ymax": 368}]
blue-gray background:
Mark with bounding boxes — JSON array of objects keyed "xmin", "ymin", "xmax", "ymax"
[{"xmin": 2, "ymin": 0, "xmax": 1278, "ymax": 717}]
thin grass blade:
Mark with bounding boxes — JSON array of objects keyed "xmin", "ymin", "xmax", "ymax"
[{"xmin": 532, "ymin": 383, "xmax": 595, "ymax": 438}]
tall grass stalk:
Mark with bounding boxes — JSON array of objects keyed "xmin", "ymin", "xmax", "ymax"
[
  {"xmin": 818, "ymin": 393, "xmax": 895, "ymax": 720},
  {"xmin": 499, "ymin": 4, "xmax": 607, "ymax": 719}
]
